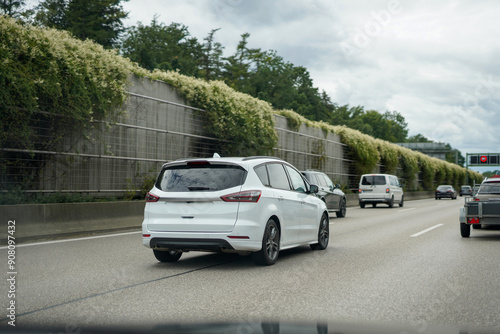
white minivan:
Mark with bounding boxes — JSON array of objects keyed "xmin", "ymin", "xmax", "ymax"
[{"xmin": 358, "ymin": 174, "xmax": 404, "ymax": 208}]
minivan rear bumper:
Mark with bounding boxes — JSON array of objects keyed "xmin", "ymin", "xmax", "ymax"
[{"xmin": 150, "ymin": 237, "xmax": 235, "ymax": 252}]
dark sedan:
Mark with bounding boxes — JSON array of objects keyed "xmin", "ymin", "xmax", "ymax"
[
  {"xmin": 435, "ymin": 185, "xmax": 457, "ymax": 200},
  {"xmin": 301, "ymin": 170, "xmax": 347, "ymax": 217},
  {"xmin": 460, "ymin": 185, "xmax": 473, "ymax": 196}
]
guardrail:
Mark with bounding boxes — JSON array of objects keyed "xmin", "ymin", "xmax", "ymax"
[{"xmin": 0, "ymin": 201, "xmax": 145, "ymax": 244}]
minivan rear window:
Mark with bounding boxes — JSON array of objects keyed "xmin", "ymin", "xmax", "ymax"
[
  {"xmin": 361, "ymin": 175, "xmax": 386, "ymax": 186},
  {"xmin": 156, "ymin": 164, "xmax": 247, "ymax": 192}
]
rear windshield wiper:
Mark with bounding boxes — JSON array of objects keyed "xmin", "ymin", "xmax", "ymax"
[{"xmin": 187, "ymin": 186, "xmax": 218, "ymax": 191}]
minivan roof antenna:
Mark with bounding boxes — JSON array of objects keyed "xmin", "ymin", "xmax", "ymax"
[{"xmin": 213, "ymin": 153, "xmax": 221, "ymax": 158}]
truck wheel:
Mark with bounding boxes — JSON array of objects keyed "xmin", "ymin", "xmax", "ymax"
[
  {"xmin": 460, "ymin": 223, "xmax": 470, "ymax": 238},
  {"xmin": 359, "ymin": 201, "xmax": 365, "ymax": 208}
]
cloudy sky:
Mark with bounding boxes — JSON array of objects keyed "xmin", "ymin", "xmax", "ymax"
[{"xmin": 122, "ymin": 0, "xmax": 499, "ymax": 170}]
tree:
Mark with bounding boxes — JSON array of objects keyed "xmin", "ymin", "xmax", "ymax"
[
  {"xmin": 121, "ymin": 17, "xmax": 202, "ymax": 76},
  {"xmin": 382, "ymin": 110, "xmax": 408, "ymax": 142},
  {"xmin": 0, "ymin": 0, "xmax": 25, "ymax": 17},
  {"xmin": 201, "ymin": 28, "xmax": 224, "ymax": 81},
  {"xmin": 34, "ymin": 0, "xmax": 67, "ymax": 28},
  {"xmin": 223, "ymin": 32, "xmax": 261, "ymax": 91},
  {"xmin": 482, "ymin": 170, "xmax": 500, "ymax": 178},
  {"xmin": 407, "ymin": 134, "xmax": 431, "ymax": 143},
  {"xmin": 34, "ymin": 0, "xmax": 128, "ymax": 48}
]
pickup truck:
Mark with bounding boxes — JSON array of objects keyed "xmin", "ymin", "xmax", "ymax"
[{"xmin": 459, "ymin": 176, "xmax": 500, "ymax": 237}]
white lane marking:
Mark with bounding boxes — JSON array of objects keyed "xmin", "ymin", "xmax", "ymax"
[
  {"xmin": 411, "ymin": 224, "xmax": 444, "ymax": 237},
  {"xmin": 0, "ymin": 230, "xmax": 141, "ymax": 249},
  {"xmin": 399, "ymin": 208, "xmax": 416, "ymax": 213}
]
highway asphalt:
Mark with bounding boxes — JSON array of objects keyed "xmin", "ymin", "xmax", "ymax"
[{"xmin": 1, "ymin": 197, "xmax": 499, "ymax": 333}]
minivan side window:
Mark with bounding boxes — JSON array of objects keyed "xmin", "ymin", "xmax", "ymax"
[
  {"xmin": 285, "ymin": 166, "xmax": 308, "ymax": 193},
  {"xmin": 267, "ymin": 163, "xmax": 291, "ymax": 190},
  {"xmin": 254, "ymin": 165, "xmax": 270, "ymax": 186}
]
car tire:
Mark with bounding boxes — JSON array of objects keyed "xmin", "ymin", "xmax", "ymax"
[
  {"xmin": 252, "ymin": 219, "xmax": 280, "ymax": 266},
  {"xmin": 388, "ymin": 196, "xmax": 394, "ymax": 208},
  {"xmin": 460, "ymin": 223, "xmax": 470, "ymax": 238},
  {"xmin": 153, "ymin": 249, "xmax": 182, "ymax": 262},
  {"xmin": 311, "ymin": 213, "xmax": 329, "ymax": 250},
  {"xmin": 336, "ymin": 198, "xmax": 347, "ymax": 218},
  {"xmin": 399, "ymin": 195, "xmax": 404, "ymax": 207},
  {"xmin": 472, "ymin": 224, "xmax": 482, "ymax": 230},
  {"xmin": 359, "ymin": 201, "xmax": 365, "ymax": 208},
  {"xmin": 372, "ymin": 203, "xmax": 377, "ymax": 208}
]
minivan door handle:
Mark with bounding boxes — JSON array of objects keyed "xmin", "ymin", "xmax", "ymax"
[{"xmin": 278, "ymin": 196, "xmax": 284, "ymax": 201}]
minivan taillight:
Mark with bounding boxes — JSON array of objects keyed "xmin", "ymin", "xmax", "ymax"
[
  {"xmin": 221, "ymin": 190, "xmax": 261, "ymax": 202},
  {"xmin": 386, "ymin": 188, "xmax": 390, "ymax": 193},
  {"xmin": 145, "ymin": 192, "xmax": 160, "ymax": 202}
]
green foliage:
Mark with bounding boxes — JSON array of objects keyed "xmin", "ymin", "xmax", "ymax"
[
  {"xmin": 376, "ymin": 138, "xmax": 399, "ymax": 174},
  {"xmin": 279, "ymin": 109, "xmax": 302, "ymax": 131},
  {"xmin": 397, "ymin": 147, "xmax": 419, "ymax": 190},
  {"xmin": 121, "ymin": 17, "xmax": 202, "ymax": 76},
  {"xmin": 333, "ymin": 126, "xmax": 380, "ymax": 175},
  {"xmin": 482, "ymin": 170, "xmax": 500, "ymax": 178},
  {"xmin": 329, "ymin": 105, "xmax": 409, "ymax": 143},
  {"xmin": 0, "ymin": 16, "xmax": 134, "ymax": 148},
  {"xmin": 201, "ymin": 28, "xmax": 224, "ymax": 81},
  {"xmin": 145, "ymin": 70, "xmax": 277, "ymax": 156},
  {"xmin": 417, "ymin": 154, "xmax": 436, "ymax": 190},
  {"xmin": 124, "ymin": 173, "xmax": 157, "ymax": 200},
  {"xmin": 34, "ymin": 0, "xmax": 128, "ymax": 48},
  {"xmin": 0, "ymin": 0, "xmax": 25, "ymax": 17}
]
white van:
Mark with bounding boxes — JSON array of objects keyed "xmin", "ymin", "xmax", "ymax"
[{"xmin": 358, "ymin": 174, "xmax": 404, "ymax": 208}]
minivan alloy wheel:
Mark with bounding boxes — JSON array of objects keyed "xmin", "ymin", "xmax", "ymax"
[
  {"xmin": 252, "ymin": 219, "xmax": 280, "ymax": 265},
  {"xmin": 311, "ymin": 213, "xmax": 329, "ymax": 250}
]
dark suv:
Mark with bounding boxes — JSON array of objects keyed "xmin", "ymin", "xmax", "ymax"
[{"xmin": 301, "ymin": 170, "xmax": 346, "ymax": 218}]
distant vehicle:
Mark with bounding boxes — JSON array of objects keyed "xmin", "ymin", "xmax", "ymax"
[
  {"xmin": 142, "ymin": 155, "xmax": 329, "ymax": 266},
  {"xmin": 459, "ymin": 185, "xmax": 473, "ymax": 196},
  {"xmin": 301, "ymin": 170, "xmax": 347, "ymax": 217},
  {"xmin": 358, "ymin": 174, "xmax": 404, "ymax": 208},
  {"xmin": 459, "ymin": 175, "xmax": 500, "ymax": 237},
  {"xmin": 435, "ymin": 185, "xmax": 457, "ymax": 200}
]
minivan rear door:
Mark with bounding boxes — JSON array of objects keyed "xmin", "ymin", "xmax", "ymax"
[{"xmin": 146, "ymin": 162, "xmax": 247, "ymax": 233}]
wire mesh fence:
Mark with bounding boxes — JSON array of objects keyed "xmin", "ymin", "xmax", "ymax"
[{"xmin": 0, "ymin": 77, "xmax": 359, "ymax": 200}]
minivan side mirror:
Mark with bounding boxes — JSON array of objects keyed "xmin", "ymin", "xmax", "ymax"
[{"xmin": 309, "ymin": 184, "xmax": 319, "ymax": 194}]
